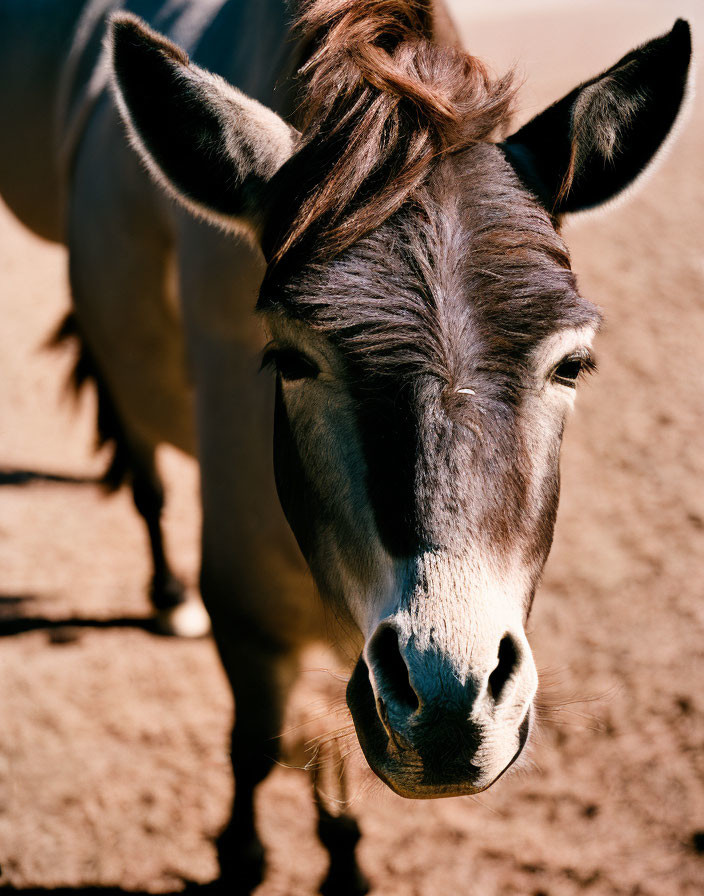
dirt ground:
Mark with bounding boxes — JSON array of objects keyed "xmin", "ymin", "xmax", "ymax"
[{"xmin": 1, "ymin": 2, "xmax": 703, "ymax": 895}]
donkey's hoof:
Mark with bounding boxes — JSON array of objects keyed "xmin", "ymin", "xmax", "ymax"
[{"xmin": 154, "ymin": 598, "xmax": 211, "ymax": 638}]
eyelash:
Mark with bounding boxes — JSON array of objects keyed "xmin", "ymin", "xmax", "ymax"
[
  {"xmin": 550, "ymin": 351, "xmax": 597, "ymax": 388},
  {"xmin": 261, "ymin": 345, "xmax": 320, "ymax": 382}
]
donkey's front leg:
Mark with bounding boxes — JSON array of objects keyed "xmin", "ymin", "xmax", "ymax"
[{"xmin": 214, "ymin": 630, "xmax": 298, "ymax": 893}]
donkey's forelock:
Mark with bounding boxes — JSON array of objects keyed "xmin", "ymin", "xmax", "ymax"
[
  {"xmin": 263, "ymin": 0, "xmax": 516, "ymax": 264},
  {"xmin": 261, "ymin": 144, "xmax": 600, "ymax": 397}
]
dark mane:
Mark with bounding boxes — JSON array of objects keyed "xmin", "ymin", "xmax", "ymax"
[{"xmin": 267, "ymin": 0, "xmax": 515, "ymax": 263}]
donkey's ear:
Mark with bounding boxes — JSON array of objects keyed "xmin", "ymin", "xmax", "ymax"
[
  {"xmin": 109, "ymin": 13, "xmax": 299, "ymax": 236},
  {"xmin": 501, "ymin": 19, "xmax": 692, "ymax": 215}
]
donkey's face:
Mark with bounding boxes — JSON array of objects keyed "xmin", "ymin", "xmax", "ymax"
[
  {"xmin": 111, "ymin": 12, "xmax": 691, "ymax": 797},
  {"xmin": 260, "ymin": 145, "xmax": 600, "ymax": 793}
]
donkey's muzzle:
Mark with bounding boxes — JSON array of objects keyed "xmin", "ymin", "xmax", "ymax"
[{"xmin": 346, "ymin": 624, "xmax": 535, "ymax": 798}]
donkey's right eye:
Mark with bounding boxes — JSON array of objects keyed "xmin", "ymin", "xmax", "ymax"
[
  {"xmin": 550, "ymin": 350, "xmax": 596, "ymax": 388},
  {"xmin": 262, "ymin": 348, "xmax": 320, "ymax": 382}
]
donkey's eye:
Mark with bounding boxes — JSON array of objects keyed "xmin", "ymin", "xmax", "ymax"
[
  {"xmin": 262, "ymin": 347, "xmax": 320, "ymax": 382},
  {"xmin": 551, "ymin": 352, "xmax": 596, "ymax": 388}
]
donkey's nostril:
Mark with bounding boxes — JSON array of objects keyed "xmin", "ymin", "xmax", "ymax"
[
  {"xmin": 487, "ymin": 634, "xmax": 520, "ymax": 704},
  {"xmin": 369, "ymin": 625, "xmax": 420, "ymax": 712}
]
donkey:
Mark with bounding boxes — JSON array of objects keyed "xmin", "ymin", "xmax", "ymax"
[{"xmin": 0, "ymin": 0, "xmax": 691, "ymax": 892}]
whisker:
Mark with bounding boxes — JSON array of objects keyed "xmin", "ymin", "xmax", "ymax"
[
  {"xmin": 299, "ymin": 666, "xmax": 351, "ymax": 684},
  {"xmin": 459, "ymin": 793, "xmax": 505, "ymax": 816}
]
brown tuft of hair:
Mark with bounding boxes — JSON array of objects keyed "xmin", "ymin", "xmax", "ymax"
[
  {"xmin": 270, "ymin": 0, "xmax": 516, "ymax": 264},
  {"xmin": 48, "ymin": 312, "xmax": 131, "ymax": 491}
]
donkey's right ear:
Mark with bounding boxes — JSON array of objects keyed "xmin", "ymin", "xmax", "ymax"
[{"xmin": 109, "ymin": 13, "xmax": 299, "ymax": 237}]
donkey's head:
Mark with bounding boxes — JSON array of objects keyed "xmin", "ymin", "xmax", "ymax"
[{"xmin": 111, "ymin": 2, "xmax": 691, "ymax": 797}]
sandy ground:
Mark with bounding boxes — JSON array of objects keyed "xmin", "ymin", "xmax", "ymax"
[{"xmin": 1, "ymin": 2, "xmax": 703, "ymax": 894}]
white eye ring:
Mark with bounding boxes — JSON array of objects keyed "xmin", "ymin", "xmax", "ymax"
[{"xmin": 457, "ymin": 387, "xmax": 476, "ymax": 395}]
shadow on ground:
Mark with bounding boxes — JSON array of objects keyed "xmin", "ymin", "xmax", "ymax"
[
  {"xmin": 0, "ymin": 594, "xmax": 166, "ymax": 640},
  {"xmin": 0, "ymin": 467, "xmax": 100, "ymax": 487},
  {"xmin": 0, "ymin": 468, "xmax": 152, "ymax": 638},
  {"xmin": 0, "ymin": 885, "xmax": 226, "ymax": 896},
  {"xmin": 0, "ymin": 610, "xmax": 159, "ymax": 638}
]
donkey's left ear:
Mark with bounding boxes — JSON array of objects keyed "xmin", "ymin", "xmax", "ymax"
[
  {"xmin": 109, "ymin": 13, "xmax": 299, "ymax": 238},
  {"xmin": 501, "ymin": 19, "xmax": 692, "ymax": 215}
]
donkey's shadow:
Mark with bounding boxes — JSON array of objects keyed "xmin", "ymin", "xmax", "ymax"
[
  {"xmin": 0, "ymin": 606, "xmax": 162, "ymax": 638},
  {"xmin": 0, "ymin": 467, "xmax": 100, "ymax": 487},
  {"xmin": 0, "ymin": 884, "xmax": 234, "ymax": 896},
  {"xmin": 0, "ymin": 592, "xmax": 163, "ymax": 640},
  {"xmin": 0, "ymin": 465, "xmax": 162, "ymax": 639}
]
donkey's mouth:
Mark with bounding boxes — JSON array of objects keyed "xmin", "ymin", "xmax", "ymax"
[{"xmin": 346, "ymin": 656, "xmax": 531, "ymax": 799}]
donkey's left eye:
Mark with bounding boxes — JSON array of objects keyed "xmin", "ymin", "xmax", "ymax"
[
  {"xmin": 551, "ymin": 352, "xmax": 596, "ymax": 388},
  {"xmin": 262, "ymin": 348, "xmax": 320, "ymax": 382}
]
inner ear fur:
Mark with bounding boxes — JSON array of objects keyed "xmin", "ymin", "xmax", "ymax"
[
  {"xmin": 501, "ymin": 19, "xmax": 692, "ymax": 215},
  {"xmin": 109, "ymin": 13, "xmax": 299, "ymax": 234}
]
